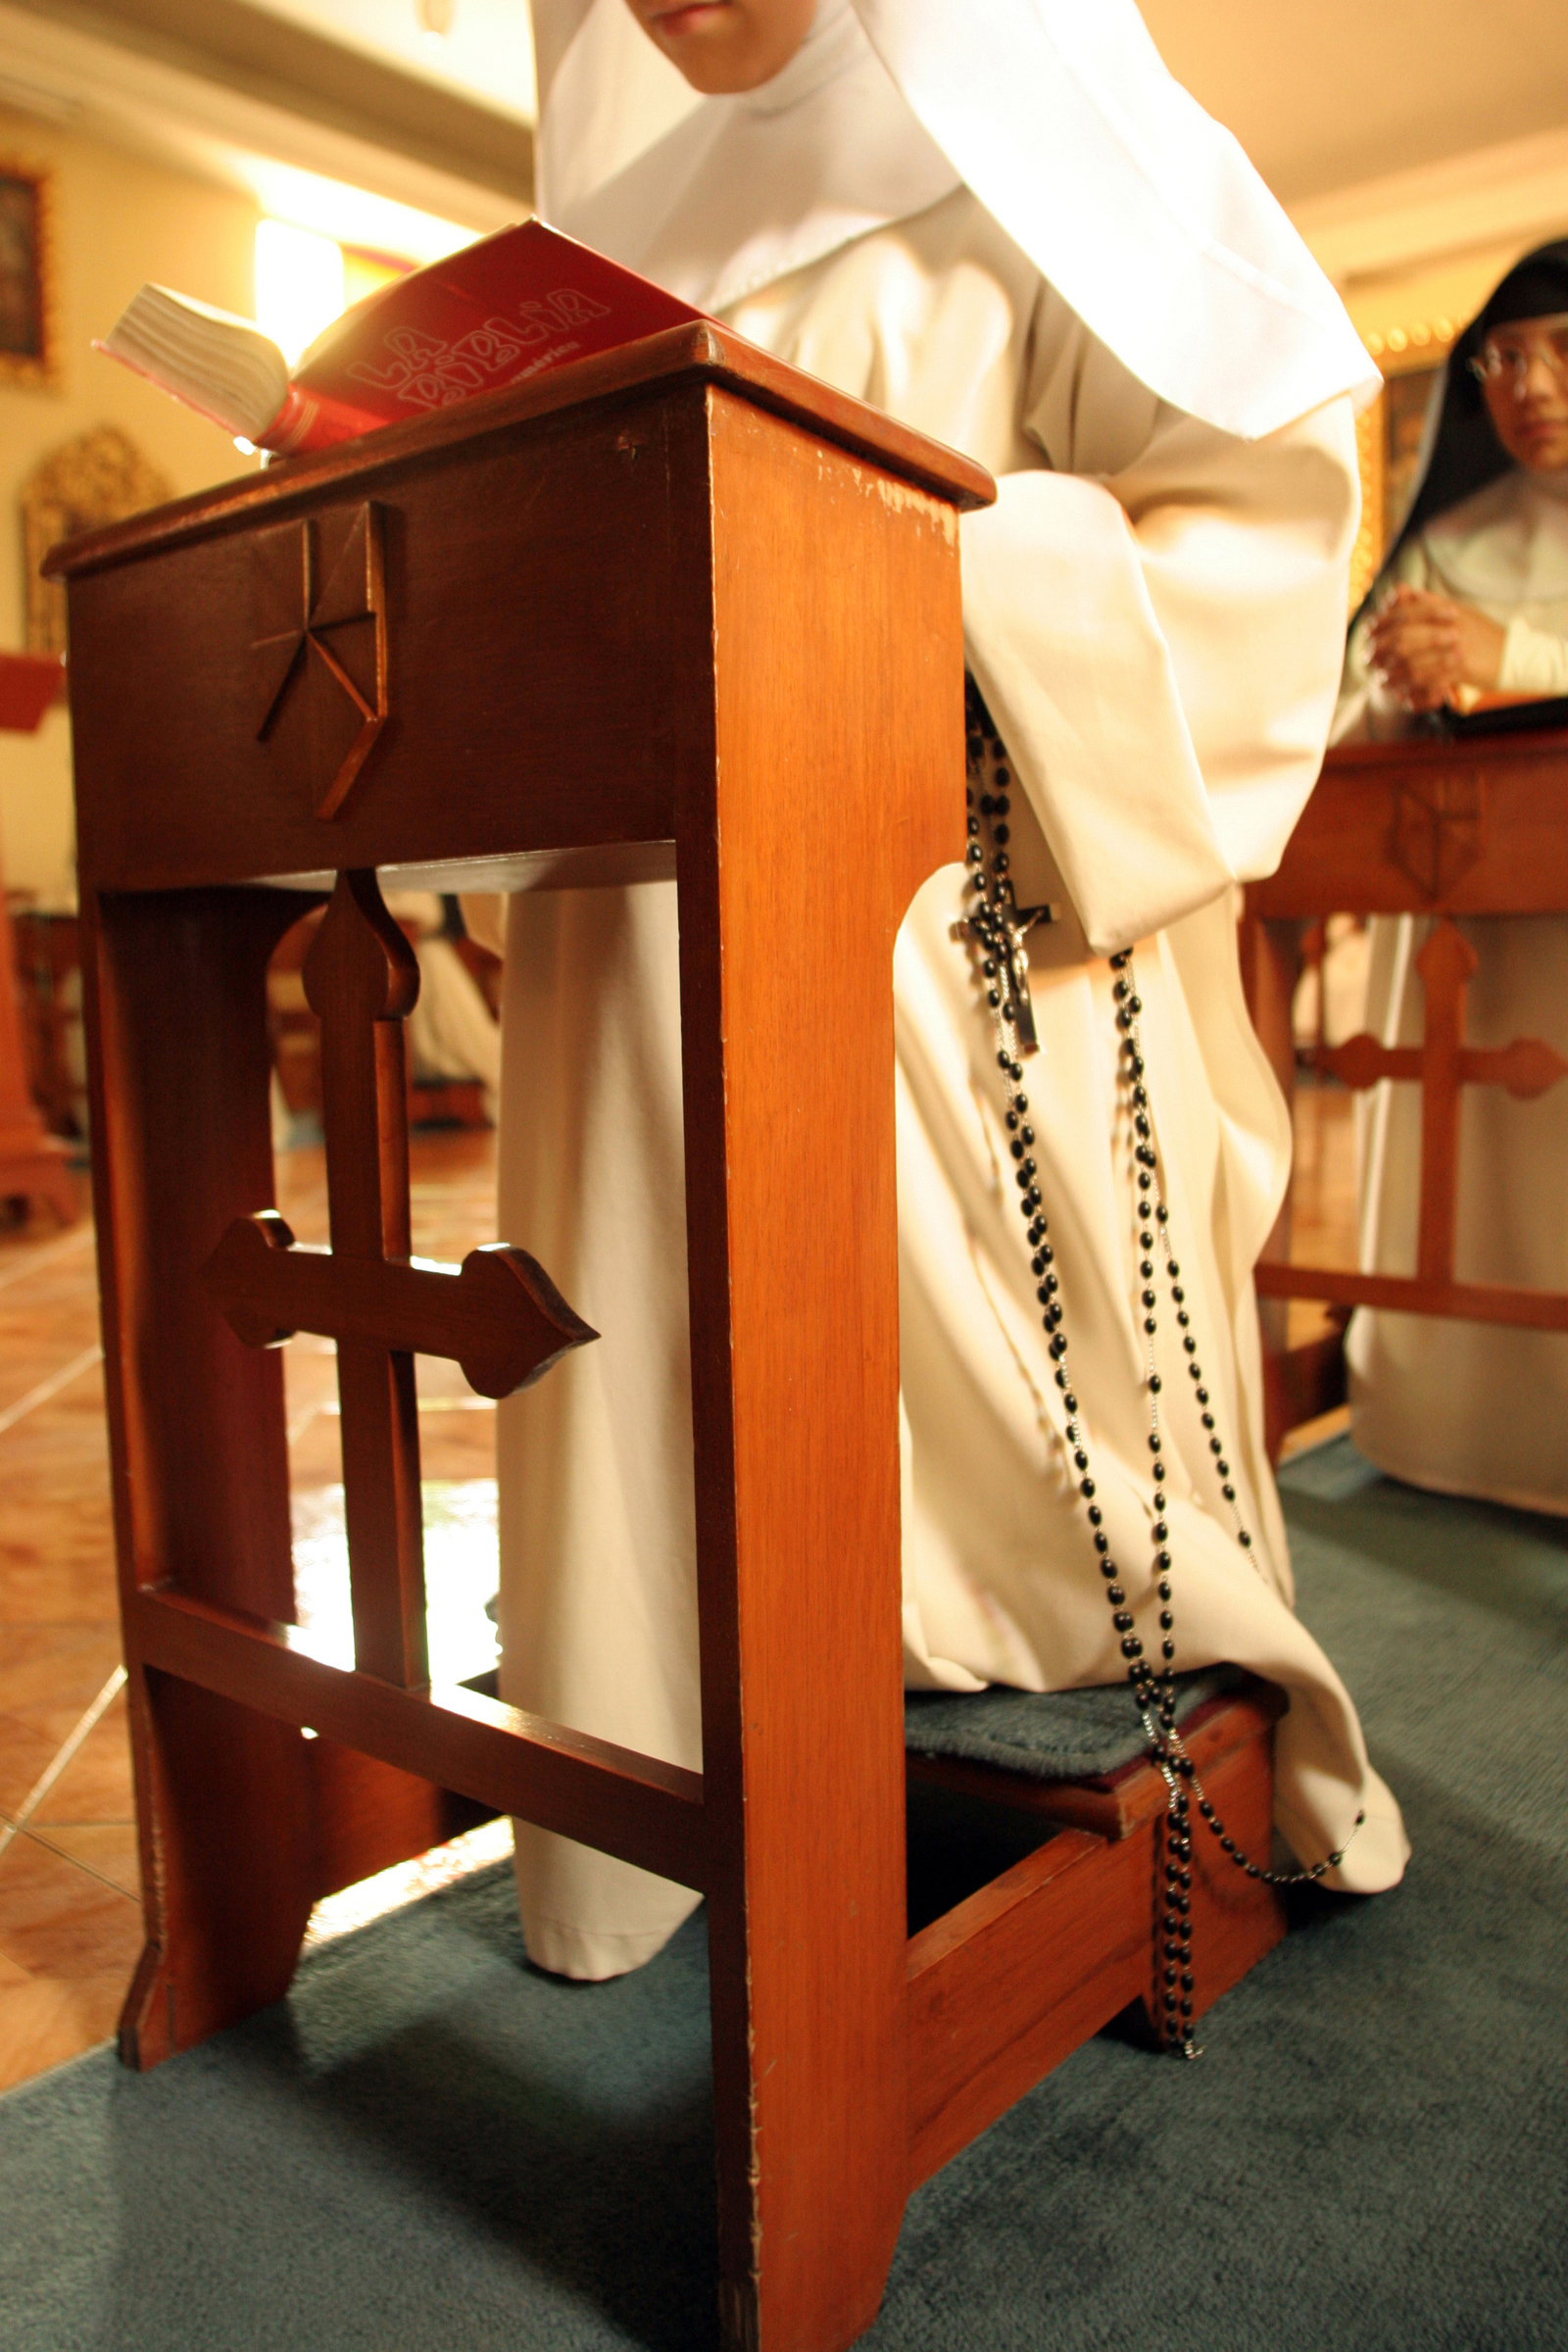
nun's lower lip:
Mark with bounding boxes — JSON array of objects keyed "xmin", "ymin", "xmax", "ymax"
[{"xmin": 650, "ymin": 0, "xmax": 730, "ymax": 28}]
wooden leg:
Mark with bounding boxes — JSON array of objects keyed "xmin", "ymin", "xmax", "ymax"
[
  {"xmin": 84, "ymin": 886, "xmax": 320, "ymax": 2064},
  {"xmin": 681, "ymin": 832, "xmax": 911, "ymax": 2352},
  {"xmin": 678, "ymin": 395, "xmax": 961, "ymax": 2351}
]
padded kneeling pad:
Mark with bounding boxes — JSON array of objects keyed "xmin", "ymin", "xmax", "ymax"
[{"xmin": 904, "ymin": 1664, "xmax": 1246, "ymax": 1785}]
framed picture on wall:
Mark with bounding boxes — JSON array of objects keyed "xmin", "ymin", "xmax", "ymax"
[
  {"xmin": 1382, "ymin": 360, "xmax": 1444, "ymax": 547},
  {"xmin": 1348, "ymin": 328, "xmax": 1451, "ymax": 610},
  {"xmin": 0, "ymin": 161, "xmax": 56, "ymax": 390}
]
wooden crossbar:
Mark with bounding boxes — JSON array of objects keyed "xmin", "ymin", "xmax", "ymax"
[
  {"xmin": 906, "ymin": 1829, "xmax": 1141, "ymax": 2186},
  {"xmin": 133, "ymin": 1585, "xmax": 710, "ymax": 1891},
  {"xmin": 1254, "ymin": 1262, "xmax": 1568, "ymax": 1329},
  {"xmin": 205, "ymin": 1214, "xmax": 596, "ymax": 1397}
]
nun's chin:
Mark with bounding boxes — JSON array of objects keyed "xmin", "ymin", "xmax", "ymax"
[
  {"xmin": 626, "ymin": 0, "xmax": 816, "ymax": 94},
  {"xmin": 1510, "ymin": 423, "xmax": 1568, "ymax": 475}
]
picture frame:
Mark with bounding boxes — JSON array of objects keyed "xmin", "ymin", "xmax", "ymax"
[
  {"xmin": 1348, "ymin": 322, "xmax": 1453, "ymax": 609},
  {"xmin": 0, "ymin": 159, "xmax": 57, "ymax": 391}
]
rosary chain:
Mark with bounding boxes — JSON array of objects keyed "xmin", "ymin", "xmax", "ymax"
[{"xmin": 962, "ymin": 681, "xmax": 1364, "ymax": 2058}]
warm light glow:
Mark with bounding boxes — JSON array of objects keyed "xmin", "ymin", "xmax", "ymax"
[
  {"xmin": 254, "ymin": 219, "xmax": 347, "ymax": 365},
  {"xmin": 245, "ymin": 160, "xmax": 480, "ymax": 270}
]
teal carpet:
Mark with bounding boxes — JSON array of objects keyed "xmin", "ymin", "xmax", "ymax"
[{"xmin": 2, "ymin": 1439, "xmax": 1564, "ymax": 2351}]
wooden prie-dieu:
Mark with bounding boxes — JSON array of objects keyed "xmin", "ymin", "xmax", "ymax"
[
  {"xmin": 1241, "ymin": 729, "xmax": 1568, "ymax": 1448},
  {"xmin": 49, "ymin": 327, "xmax": 1282, "ymax": 2352}
]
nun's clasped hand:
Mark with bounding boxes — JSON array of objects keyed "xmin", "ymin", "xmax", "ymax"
[{"xmin": 1367, "ymin": 582, "xmax": 1506, "ymax": 711}]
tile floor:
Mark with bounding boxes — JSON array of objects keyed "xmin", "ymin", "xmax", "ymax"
[
  {"xmin": 0, "ymin": 1128, "xmax": 504, "ymax": 2095},
  {"xmin": 1, "ymin": 1089, "xmax": 1360, "ymax": 2096}
]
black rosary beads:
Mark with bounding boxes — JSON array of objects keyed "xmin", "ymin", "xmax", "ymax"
[{"xmin": 961, "ymin": 678, "xmax": 1365, "ymax": 2058}]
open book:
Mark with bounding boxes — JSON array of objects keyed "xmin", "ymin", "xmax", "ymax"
[{"xmin": 96, "ymin": 221, "xmax": 705, "ymax": 458}]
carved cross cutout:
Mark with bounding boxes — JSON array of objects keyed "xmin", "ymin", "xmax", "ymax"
[
  {"xmin": 252, "ymin": 504, "xmax": 389, "ymax": 819},
  {"xmin": 205, "ymin": 870, "xmax": 596, "ymax": 1688},
  {"xmin": 1317, "ymin": 917, "xmax": 1568, "ymax": 1286}
]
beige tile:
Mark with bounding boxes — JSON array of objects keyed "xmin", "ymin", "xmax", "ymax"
[
  {"xmin": 0, "ymin": 1709, "xmax": 60, "ymax": 1819},
  {"xmin": 0, "ymin": 1974, "xmax": 125, "ymax": 2092},
  {"xmin": 29, "ymin": 1690, "xmax": 135, "ymax": 1830},
  {"xmin": 0, "ymin": 1626, "xmax": 122, "ymax": 1720},
  {"xmin": 0, "ymin": 1400, "xmax": 112, "ymax": 1482},
  {"xmin": 0, "ymin": 1382, "xmax": 114, "ymax": 1485},
  {"xmin": 0, "ymin": 1512, "xmax": 120, "ymax": 1627},
  {"xmin": 0, "ymin": 1832, "xmax": 142, "ymax": 1982},
  {"xmin": 24, "ymin": 1824, "xmax": 141, "ymax": 1901},
  {"xmin": 415, "ymin": 1353, "xmax": 476, "ymax": 1399},
  {"xmin": 0, "ymin": 1220, "xmax": 94, "ymax": 1291},
  {"xmin": 0, "ymin": 1340, "xmax": 100, "ymax": 1423}
]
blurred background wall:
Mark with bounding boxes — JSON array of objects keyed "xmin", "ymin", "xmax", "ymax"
[{"xmin": 0, "ymin": 125, "xmax": 259, "ymax": 906}]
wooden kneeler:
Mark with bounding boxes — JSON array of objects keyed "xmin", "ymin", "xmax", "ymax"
[
  {"xmin": 905, "ymin": 1683, "xmax": 1285, "ymax": 2178},
  {"xmin": 52, "ymin": 330, "xmax": 1284, "ymax": 2352}
]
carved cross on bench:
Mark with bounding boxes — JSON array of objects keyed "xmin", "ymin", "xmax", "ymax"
[
  {"xmin": 1257, "ymin": 913, "xmax": 1568, "ymax": 1331},
  {"xmin": 1317, "ymin": 917, "xmax": 1568, "ymax": 1288},
  {"xmin": 204, "ymin": 868, "xmax": 596, "ymax": 1688}
]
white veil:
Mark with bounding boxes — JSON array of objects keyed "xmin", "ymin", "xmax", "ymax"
[{"xmin": 528, "ymin": 0, "xmax": 1377, "ymax": 442}]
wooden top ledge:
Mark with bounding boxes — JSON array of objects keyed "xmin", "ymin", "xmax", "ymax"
[
  {"xmin": 43, "ymin": 321, "xmax": 996, "ymax": 584},
  {"xmin": 1323, "ymin": 729, "xmax": 1568, "ymax": 776}
]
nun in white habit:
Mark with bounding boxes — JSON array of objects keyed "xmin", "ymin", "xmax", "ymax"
[
  {"xmin": 1334, "ymin": 243, "xmax": 1568, "ymax": 1513},
  {"xmin": 484, "ymin": 0, "xmax": 1410, "ymax": 1980}
]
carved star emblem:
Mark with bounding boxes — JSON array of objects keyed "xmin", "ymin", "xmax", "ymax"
[{"xmin": 252, "ymin": 503, "xmax": 388, "ymax": 819}]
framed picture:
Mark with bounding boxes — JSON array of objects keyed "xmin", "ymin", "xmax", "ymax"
[
  {"xmin": 0, "ymin": 161, "xmax": 55, "ymax": 390},
  {"xmin": 1348, "ymin": 324, "xmax": 1452, "ymax": 610},
  {"xmin": 1381, "ymin": 360, "xmax": 1444, "ymax": 548}
]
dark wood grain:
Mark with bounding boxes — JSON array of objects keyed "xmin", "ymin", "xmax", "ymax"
[
  {"xmin": 907, "ymin": 1829, "xmax": 1141, "ymax": 2185},
  {"xmin": 304, "ymin": 871, "xmax": 426, "ymax": 1687},
  {"xmin": 306, "ymin": 1738, "xmax": 494, "ymax": 1901},
  {"xmin": 253, "ymin": 504, "xmax": 389, "ymax": 821},
  {"xmin": 1252, "ymin": 1262, "xmax": 1568, "ymax": 1329}
]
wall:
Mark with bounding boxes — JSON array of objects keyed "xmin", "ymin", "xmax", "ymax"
[
  {"xmin": 0, "ymin": 109, "xmax": 261, "ymax": 907},
  {"xmin": 1341, "ymin": 230, "xmax": 1568, "ymax": 356}
]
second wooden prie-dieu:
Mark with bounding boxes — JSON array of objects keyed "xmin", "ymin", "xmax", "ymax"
[{"xmin": 49, "ymin": 326, "xmax": 1286, "ymax": 2352}]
